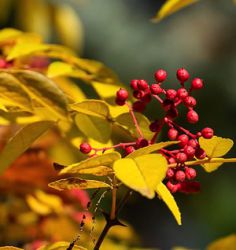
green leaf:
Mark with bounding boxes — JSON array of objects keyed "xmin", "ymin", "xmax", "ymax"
[
  {"xmin": 116, "ymin": 112, "xmax": 153, "ymax": 140},
  {"xmin": 127, "ymin": 141, "xmax": 178, "ymax": 158},
  {"xmin": 0, "ymin": 72, "xmax": 32, "ymax": 111},
  {"xmin": 75, "ymin": 113, "xmax": 111, "ymax": 143},
  {"xmin": 156, "ymin": 182, "xmax": 181, "ymax": 225},
  {"xmin": 10, "ymin": 70, "xmax": 68, "ymax": 120},
  {"xmin": 49, "ymin": 177, "xmax": 111, "ymax": 191},
  {"xmin": 0, "ymin": 121, "xmax": 54, "ymax": 174},
  {"xmin": 113, "ymin": 154, "xmax": 168, "ymax": 199},
  {"xmin": 70, "ymin": 100, "xmax": 111, "ymax": 119},
  {"xmin": 59, "ymin": 152, "xmax": 121, "ymax": 174},
  {"xmin": 38, "ymin": 241, "xmax": 87, "ymax": 250}
]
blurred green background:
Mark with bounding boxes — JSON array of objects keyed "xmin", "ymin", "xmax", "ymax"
[{"xmin": 1, "ymin": 0, "xmax": 236, "ymax": 249}]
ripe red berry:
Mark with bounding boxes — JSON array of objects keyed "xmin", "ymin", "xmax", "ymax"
[
  {"xmin": 183, "ymin": 96, "xmax": 196, "ymax": 108},
  {"xmin": 178, "ymin": 134, "xmax": 189, "ymax": 147},
  {"xmin": 188, "ymin": 139, "xmax": 199, "ymax": 148},
  {"xmin": 166, "ymin": 181, "xmax": 180, "ymax": 193},
  {"xmin": 136, "ymin": 138, "xmax": 149, "ymax": 148},
  {"xmin": 168, "ymin": 128, "xmax": 178, "ymax": 140},
  {"xmin": 137, "ymin": 79, "xmax": 149, "ymax": 90},
  {"xmin": 141, "ymin": 92, "xmax": 152, "ymax": 103},
  {"xmin": 166, "ymin": 89, "xmax": 177, "ymax": 100},
  {"xmin": 130, "ymin": 79, "xmax": 139, "ymax": 90},
  {"xmin": 0, "ymin": 59, "xmax": 7, "ymax": 68},
  {"xmin": 176, "ymin": 68, "xmax": 190, "ymax": 83},
  {"xmin": 132, "ymin": 101, "xmax": 146, "ymax": 112},
  {"xmin": 166, "ymin": 107, "xmax": 179, "ymax": 119},
  {"xmin": 116, "ymin": 88, "xmax": 129, "ymax": 101},
  {"xmin": 185, "ymin": 167, "xmax": 196, "ymax": 180},
  {"xmin": 177, "ymin": 88, "xmax": 188, "ymax": 99},
  {"xmin": 191, "ymin": 78, "xmax": 203, "ymax": 90},
  {"xmin": 168, "ymin": 157, "xmax": 176, "ymax": 164},
  {"xmin": 187, "ymin": 110, "xmax": 199, "ymax": 124},
  {"xmin": 166, "ymin": 168, "xmax": 175, "ymax": 179},
  {"xmin": 149, "ymin": 120, "xmax": 161, "ymax": 132},
  {"xmin": 80, "ymin": 142, "xmax": 92, "ymax": 154},
  {"xmin": 150, "ymin": 84, "xmax": 163, "ymax": 95},
  {"xmin": 115, "ymin": 98, "xmax": 125, "ymax": 106},
  {"xmin": 133, "ymin": 90, "xmax": 145, "ymax": 99},
  {"xmin": 125, "ymin": 146, "xmax": 135, "ymax": 155},
  {"xmin": 195, "ymin": 148, "xmax": 206, "ymax": 159},
  {"xmin": 154, "ymin": 69, "xmax": 167, "ymax": 82},
  {"xmin": 184, "ymin": 145, "xmax": 195, "ymax": 158},
  {"xmin": 176, "ymin": 152, "xmax": 188, "ymax": 163},
  {"xmin": 175, "ymin": 170, "xmax": 186, "ymax": 182},
  {"xmin": 201, "ymin": 127, "xmax": 214, "ymax": 139}
]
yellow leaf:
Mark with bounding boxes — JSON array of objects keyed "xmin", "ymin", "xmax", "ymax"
[
  {"xmin": 26, "ymin": 194, "xmax": 52, "ymax": 215},
  {"xmin": 73, "ymin": 166, "xmax": 113, "ymax": 176},
  {"xmin": 0, "ymin": 103, "xmax": 7, "ymax": 112},
  {"xmin": 207, "ymin": 234, "xmax": 236, "ymax": 250},
  {"xmin": 156, "ymin": 182, "xmax": 181, "ymax": 225},
  {"xmin": 0, "ymin": 72, "xmax": 32, "ymax": 111},
  {"xmin": 127, "ymin": 141, "xmax": 178, "ymax": 158},
  {"xmin": 75, "ymin": 113, "xmax": 111, "ymax": 143},
  {"xmin": 91, "ymin": 81, "xmax": 120, "ymax": 100},
  {"xmin": 109, "ymin": 104, "xmax": 128, "ymax": 118},
  {"xmin": 0, "ymin": 247, "xmax": 23, "ymax": 250},
  {"xmin": 60, "ymin": 152, "xmax": 121, "ymax": 174},
  {"xmin": 49, "ymin": 177, "xmax": 111, "ymax": 191},
  {"xmin": 0, "ymin": 28, "xmax": 22, "ymax": 42},
  {"xmin": 116, "ymin": 112, "xmax": 153, "ymax": 140},
  {"xmin": 153, "ymin": 0, "xmax": 199, "ymax": 22},
  {"xmin": 70, "ymin": 100, "xmax": 111, "ymax": 119},
  {"xmin": 11, "ymin": 70, "xmax": 68, "ymax": 120},
  {"xmin": 114, "ymin": 154, "xmax": 168, "ymax": 199},
  {"xmin": 38, "ymin": 241, "xmax": 87, "ymax": 250},
  {"xmin": 199, "ymin": 136, "xmax": 234, "ymax": 158},
  {"xmin": 0, "ymin": 120, "xmax": 54, "ymax": 174}
]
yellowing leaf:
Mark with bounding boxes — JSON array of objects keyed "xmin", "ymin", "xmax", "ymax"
[
  {"xmin": 0, "ymin": 247, "xmax": 23, "ymax": 250},
  {"xmin": 91, "ymin": 81, "xmax": 120, "ymax": 100},
  {"xmin": 38, "ymin": 241, "xmax": 87, "ymax": 250},
  {"xmin": 127, "ymin": 141, "xmax": 178, "ymax": 158},
  {"xmin": 49, "ymin": 177, "xmax": 111, "ymax": 191},
  {"xmin": 199, "ymin": 136, "xmax": 234, "ymax": 158},
  {"xmin": 0, "ymin": 28, "xmax": 22, "ymax": 42},
  {"xmin": 60, "ymin": 152, "xmax": 121, "ymax": 174},
  {"xmin": 156, "ymin": 182, "xmax": 181, "ymax": 225},
  {"xmin": 0, "ymin": 121, "xmax": 54, "ymax": 174},
  {"xmin": 153, "ymin": 0, "xmax": 199, "ymax": 22},
  {"xmin": 116, "ymin": 112, "xmax": 153, "ymax": 140},
  {"xmin": 11, "ymin": 70, "xmax": 68, "ymax": 120},
  {"xmin": 73, "ymin": 166, "xmax": 113, "ymax": 176},
  {"xmin": 70, "ymin": 100, "xmax": 111, "ymax": 119},
  {"xmin": 109, "ymin": 104, "xmax": 128, "ymax": 118},
  {"xmin": 75, "ymin": 113, "xmax": 111, "ymax": 143},
  {"xmin": 207, "ymin": 234, "xmax": 236, "ymax": 250},
  {"xmin": 114, "ymin": 154, "xmax": 168, "ymax": 199},
  {"xmin": 0, "ymin": 72, "xmax": 32, "ymax": 111},
  {"xmin": 26, "ymin": 194, "xmax": 52, "ymax": 215}
]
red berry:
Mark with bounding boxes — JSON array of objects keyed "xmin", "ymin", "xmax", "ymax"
[
  {"xmin": 177, "ymin": 88, "xmax": 188, "ymax": 99},
  {"xmin": 191, "ymin": 78, "xmax": 203, "ymax": 90},
  {"xmin": 136, "ymin": 138, "xmax": 149, "ymax": 148},
  {"xmin": 175, "ymin": 170, "xmax": 186, "ymax": 182},
  {"xmin": 187, "ymin": 110, "xmax": 199, "ymax": 124},
  {"xmin": 168, "ymin": 157, "xmax": 176, "ymax": 164},
  {"xmin": 166, "ymin": 107, "xmax": 179, "ymax": 119},
  {"xmin": 149, "ymin": 120, "xmax": 161, "ymax": 132},
  {"xmin": 178, "ymin": 134, "xmax": 189, "ymax": 147},
  {"xmin": 141, "ymin": 92, "xmax": 152, "ymax": 103},
  {"xmin": 176, "ymin": 152, "xmax": 188, "ymax": 163},
  {"xmin": 162, "ymin": 99, "xmax": 173, "ymax": 111},
  {"xmin": 132, "ymin": 101, "xmax": 146, "ymax": 112},
  {"xmin": 166, "ymin": 181, "xmax": 180, "ymax": 193},
  {"xmin": 176, "ymin": 68, "xmax": 190, "ymax": 83},
  {"xmin": 201, "ymin": 127, "xmax": 214, "ymax": 139},
  {"xmin": 125, "ymin": 146, "xmax": 135, "ymax": 155},
  {"xmin": 166, "ymin": 168, "xmax": 175, "ymax": 179},
  {"xmin": 166, "ymin": 89, "xmax": 177, "ymax": 100},
  {"xmin": 154, "ymin": 69, "xmax": 167, "ymax": 82},
  {"xmin": 0, "ymin": 59, "xmax": 7, "ymax": 68},
  {"xmin": 150, "ymin": 84, "xmax": 163, "ymax": 95},
  {"xmin": 116, "ymin": 88, "xmax": 128, "ymax": 101},
  {"xmin": 195, "ymin": 148, "xmax": 206, "ymax": 159},
  {"xmin": 133, "ymin": 90, "xmax": 145, "ymax": 99},
  {"xmin": 115, "ymin": 98, "xmax": 125, "ymax": 106},
  {"xmin": 80, "ymin": 142, "xmax": 92, "ymax": 154},
  {"xmin": 179, "ymin": 181, "xmax": 200, "ymax": 194},
  {"xmin": 185, "ymin": 167, "xmax": 196, "ymax": 180},
  {"xmin": 188, "ymin": 139, "xmax": 199, "ymax": 148},
  {"xmin": 137, "ymin": 79, "xmax": 149, "ymax": 90},
  {"xmin": 183, "ymin": 96, "xmax": 196, "ymax": 108},
  {"xmin": 184, "ymin": 145, "xmax": 195, "ymax": 158},
  {"xmin": 130, "ymin": 79, "xmax": 139, "ymax": 90},
  {"xmin": 168, "ymin": 128, "xmax": 178, "ymax": 140}
]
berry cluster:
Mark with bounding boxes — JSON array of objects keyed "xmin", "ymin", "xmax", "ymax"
[{"xmin": 80, "ymin": 68, "xmax": 214, "ymax": 194}]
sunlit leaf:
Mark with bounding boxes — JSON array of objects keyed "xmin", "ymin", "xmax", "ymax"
[
  {"xmin": 0, "ymin": 247, "xmax": 24, "ymax": 250},
  {"xmin": 127, "ymin": 141, "xmax": 178, "ymax": 158},
  {"xmin": 0, "ymin": 121, "xmax": 54, "ymax": 174},
  {"xmin": 26, "ymin": 194, "xmax": 52, "ymax": 215},
  {"xmin": 73, "ymin": 166, "xmax": 113, "ymax": 176},
  {"xmin": 39, "ymin": 241, "xmax": 87, "ymax": 250},
  {"xmin": 0, "ymin": 28, "xmax": 22, "ymax": 42},
  {"xmin": 60, "ymin": 152, "xmax": 121, "ymax": 174},
  {"xmin": 49, "ymin": 177, "xmax": 111, "ymax": 191},
  {"xmin": 116, "ymin": 112, "xmax": 153, "ymax": 140},
  {"xmin": 153, "ymin": 0, "xmax": 199, "ymax": 22},
  {"xmin": 207, "ymin": 234, "xmax": 236, "ymax": 250},
  {"xmin": 156, "ymin": 182, "xmax": 181, "ymax": 225},
  {"xmin": 114, "ymin": 154, "xmax": 168, "ymax": 198},
  {"xmin": 75, "ymin": 113, "xmax": 111, "ymax": 143}
]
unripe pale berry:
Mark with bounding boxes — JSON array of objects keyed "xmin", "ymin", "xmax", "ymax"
[
  {"xmin": 183, "ymin": 96, "xmax": 196, "ymax": 108},
  {"xmin": 132, "ymin": 101, "xmax": 146, "ymax": 112},
  {"xmin": 191, "ymin": 78, "xmax": 203, "ymax": 90},
  {"xmin": 195, "ymin": 148, "xmax": 206, "ymax": 159},
  {"xmin": 116, "ymin": 88, "xmax": 128, "ymax": 101},
  {"xmin": 185, "ymin": 167, "xmax": 197, "ymax": 180},
  {"xmin": 125, "ymin": 146, "xmax": 135, "ymax": 155},
  {"xmin": 178, "ymin": 134, "xmax": 189, "ymax": 147},
  {"xmin": 130, "ymin": 79, "xmax": 139, "ymax": 90},
  {"xmin": 166, "ymin": 89, "xmax": 177, "ymax": 100},
  {"xmin": 80, "ymin": 142, "xmax": 92, "ymax": 154},
  {"xmin": 150, "ymin": 84, "xmax": 163, "ymax": 95},
  {"xmin": 154, "ymin": 69, "xmax": 167, "ymax": 82},
  {"xmin": 166, "ymin": 168, "xmax": 175, "ymax": 179},
  {"xmin": 177, "ymin": 68, "xmax": 190, "ymax": 83},
  {"xmin": 137, "ymin": 79, "xmax": 149, "ymax": 90},
  {"xmin": 201, "ymin": 127, "xmax": 214, "ymax": 139},
  {"xmin": 177, "ymin": 88, "xmax": 188, "ymax": 99},
  {"xmin": 175, "ymin": 170, "xmax": 186, "ymax": 182},
  {"xmin": 168, "ymin": 128, "xmax": 178, "ymax": 140},
  {"xmin": 176, "ymin": 152, "xmax": 188, "ymax": 163},
  {"xmin": 187, "ymin": 110, "xmax": 199, "ymax": 124}
]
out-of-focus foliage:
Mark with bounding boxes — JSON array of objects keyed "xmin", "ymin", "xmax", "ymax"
[{"xmin": 207, "ymin": 234, "xmax": 236, "ymax": 250}]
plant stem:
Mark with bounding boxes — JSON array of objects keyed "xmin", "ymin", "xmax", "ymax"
[
  {"xmin": 110, "ymin": 176, "xmax": 117, "ymax": 220},
  {"xmin": 92, "ymin": 142, "xmax": 136, "ymax": 153}
]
